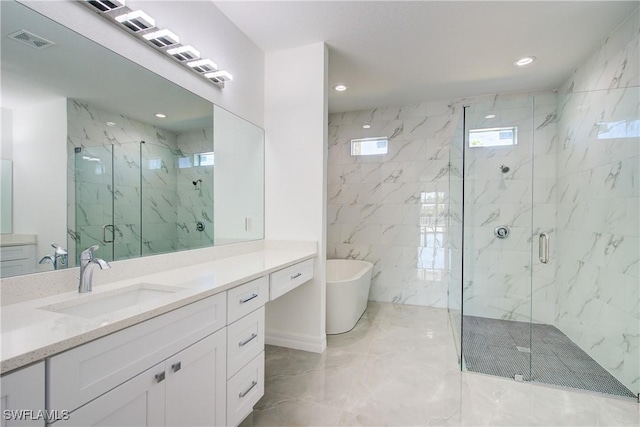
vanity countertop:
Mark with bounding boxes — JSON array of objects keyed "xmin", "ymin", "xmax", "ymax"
[
  {"xmin": 0, "ymin": 234, "xmax": 37, "ymax": 247},
  {"xmin": 1, "ymin": 245, "xmax": 316, "ymax": 374}
]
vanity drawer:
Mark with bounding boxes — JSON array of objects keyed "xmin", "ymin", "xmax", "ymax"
[
  {"xmin": 227, "ymin": 276, "xmax": 268, "ymax": 324},
  {"xmin": 227, "ymin": 306, "xmax": 264, "ymax": 378},
  {"xmin": 227, "ymin": 351, "xmax": 264, "ymax": 427},
  {"xmin": 47, "ymin": 292, "xmax": 227, "ymax": 412},
  {"xmin": 269, "ymin": 258, "xmax": 314, "ymax": 300},
  {"xmin": 0, "ymin": 244, "xmax": 35, "ymax": 261}
]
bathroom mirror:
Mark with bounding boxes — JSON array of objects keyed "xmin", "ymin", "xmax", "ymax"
[{"xmin": 0, "ymin": 0, "xmax": 264, "ymax": 274}]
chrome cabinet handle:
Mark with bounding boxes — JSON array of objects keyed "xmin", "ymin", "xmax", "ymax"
[
  {"xmin": 239, "ymin": 293, "xmax": 258, "ymax": 304},
  {"xmin": 291, "ymin": 272, "xmax": 302, "ymax": 280},
  {"xmin": 239, "ymin": 333, "xmax": 258, "ymax": 347},
  {"xmin": 539, "ymin": 233, "xmax": 550, "ymax": 264},
  {"xmin": 239, "ymin": 381, "xmax": 258, "ymax": 398},
  {"xmin": 171, "ymin": 362, "xmax": 181, "ymax": 372},
  {"xmin": 102, "ymin": 224, "xmax": 114, "ymax": 243},
  {"xmin": 155, "ymin": 372, "xmax": 165, "ymax": 383}
]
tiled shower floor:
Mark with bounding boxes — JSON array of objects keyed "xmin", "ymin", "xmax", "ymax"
[{"xmin": 462, "ymin": 315, "xmax": 636, "ymax": 398}]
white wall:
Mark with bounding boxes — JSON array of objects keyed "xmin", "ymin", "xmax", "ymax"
[
  {"xmin": 12, "ymin": 97, "xmax": 68, "ymax": 265},
  {"xmin": 19, "ymin": 0, "xmax": 264, "ymax": 127},
  {"xmin": 1, "ymin": 108, "xmax": 13, "ymax": 160},
  {"xmin": 264, "ymin": 43, "xmax": 328, "ymax": 352}
]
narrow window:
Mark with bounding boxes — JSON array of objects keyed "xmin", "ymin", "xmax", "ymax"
[
  {"xmin": 468, "ymin": 126, "xmax": 518, "ymax": 148},
  {"xmin": 350, "ymin": 137, "xmax": 388, "ymax": 156}
]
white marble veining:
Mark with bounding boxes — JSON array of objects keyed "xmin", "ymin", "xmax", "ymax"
[
  {"xmin": 328, "ymin": 101, "xmax": 461, "ymax": 308},
  {"xmin": 1, "ymin": 241, "xmax": 317, "ymax": 374},
  {"xmin": 553, "ymin": 9, "xmax": 640, "ymax": 395}
]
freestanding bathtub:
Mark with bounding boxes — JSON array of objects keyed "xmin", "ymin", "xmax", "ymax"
[{"xmin": 326, "ymin": 259, "xmax": 374, "ymax": 334}]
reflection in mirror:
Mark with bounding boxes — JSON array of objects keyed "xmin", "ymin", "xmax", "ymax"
[
  {"xmin": 0, "ymin": 0, "xmax": 264, "ymax": 277},
  {"xmin": 68, "ymin": 100, "xmax": 214, "ymax": 265},
  {"xmin": 0, "ymin": 160, "xmax": 12, "ymax": 234},
  {"xmin": 213, "ymin": 106, "xmax": 265, "ymax": 245}
]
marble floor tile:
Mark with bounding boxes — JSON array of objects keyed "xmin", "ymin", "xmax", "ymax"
[{"xmin": 253, "ymin": 302, "xmax": 639, "ymax": 427}]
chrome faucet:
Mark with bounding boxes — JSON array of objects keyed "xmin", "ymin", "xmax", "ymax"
[
  {"xmin": 79, "ymin": 245, "xmax": 111, "ymax": 293},
  {"xmin": 39, "ymin": 243, "xmax": 68, "ymax": 270}
]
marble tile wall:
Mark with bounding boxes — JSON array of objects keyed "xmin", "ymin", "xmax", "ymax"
[
  {"xmin": 328, "ymin": 101, "xmax": 462, "ymax": 307},
  {"xmin": 554, "ymin": 9, "xmax": 639, "ymax": 394},
  {"xmin": 175, "ymin": 127, "xmax": 215, "ymax": 250}
]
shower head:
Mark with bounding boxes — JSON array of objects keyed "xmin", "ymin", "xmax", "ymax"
[
  {"xmin": 500, "ymin": 165, "xmax": 510, "ymax": 174},
  {"xmin": 192, "ymin": 179, "xmax": 202, "ymax": 186}
]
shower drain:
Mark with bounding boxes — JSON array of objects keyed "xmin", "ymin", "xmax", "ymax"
[{"xmin": 516, "ymin": 346, "xmax": 531, "ymax": 353}]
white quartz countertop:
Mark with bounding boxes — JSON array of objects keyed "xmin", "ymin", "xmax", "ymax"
[{"xmin": 1, "ymin": 246, "xmax": 316, "ymax": 374}]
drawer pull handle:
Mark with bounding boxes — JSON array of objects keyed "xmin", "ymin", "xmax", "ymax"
[
  {"xmin": 172, "ymin": 362, "xmax": 181, "ymax": 372},
  {"xmin": 155, "ymin": 372, "xmax": 165, "ymax": 383},
  {"xmin": 239, "ymin": 381, "xmax": 258, "ymax": 398},
  {"xmin": 291, "ymin": 272, "xmax": 302, "ymax": 280},
  {"xmin": 239, "ymin": 333, "xmax": 258, "ymax": 347},
  {"xmin": 240, "ymin": 293, "xmax": 259, "ymax": 304}
]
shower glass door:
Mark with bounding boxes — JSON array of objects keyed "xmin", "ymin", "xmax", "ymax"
[
  {"xmin": 461, "ymin": 95, "xmax": 534, "ymax": 381},
  {"xmin": 74, "ymin": 142, "xmax": 142, "ymax": 263}
]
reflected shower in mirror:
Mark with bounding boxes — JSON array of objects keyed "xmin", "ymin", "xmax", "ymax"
[{"xmin": 0, "ymin": 0, "xmax": 264, "ymax": 275}]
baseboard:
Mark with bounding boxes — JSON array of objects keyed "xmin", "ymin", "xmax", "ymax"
[{"xmin": 265, "ymin": 329, "xmax": 327, "ymax": 353}]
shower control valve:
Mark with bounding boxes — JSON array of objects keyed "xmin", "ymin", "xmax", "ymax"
[{"xmin": 494, "ymin": 226, "xmax": 510, "ymax": 239}]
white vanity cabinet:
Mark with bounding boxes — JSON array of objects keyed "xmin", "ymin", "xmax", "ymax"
[
  {"xmin": 269, "ymin": 259, "xmax": 314, "ymax": 300},
  {"xmin": 48, "ymin": 293, "xmax": 227, "ymax": 427},
  {"xmin": 54, "ymin": 329, "xmax": 226, "ymax": 427},
  {"xmin": 0, "ymin": 362, "xmax": 45, "ymax": 427},
  {"xmin": 225, "ymin": 277, "xmax": 268, "ymax": 427}
]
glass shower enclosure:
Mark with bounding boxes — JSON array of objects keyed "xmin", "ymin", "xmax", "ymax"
[
  {"xmin": 449, "ymin": 89, "xmax": 639, "ymax": 399},
  {"xmin": 72, "ymin": 140, "xmax": 214, "ymax": 265}
]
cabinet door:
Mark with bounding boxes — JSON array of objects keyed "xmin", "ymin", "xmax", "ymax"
[
  {"xmin": 165, "ymin": 329, "xmax": 227, "ymax": 427},
  {"xmin": 55, "ymin": 363, "xmax": 165, "ymax": 427},
  {"xmin": 0, "ymin": 362, "xmax": 44, "ymax": 427}
]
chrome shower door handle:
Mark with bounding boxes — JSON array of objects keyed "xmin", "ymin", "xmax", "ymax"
[
  {"xmin": 102, "ymin": 224, "xmax": 115, "ymax": 243},
  {"xmin": 539, "ymin": 232, "xmax": 549, "ymax": 264}
]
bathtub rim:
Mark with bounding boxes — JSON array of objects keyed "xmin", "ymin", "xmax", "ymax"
[{"xmin": 326, "ymin": 259, "xmax": 374, "ymax": 283}]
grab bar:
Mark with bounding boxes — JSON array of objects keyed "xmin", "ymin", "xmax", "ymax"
[{"xmin": 539, "ymin": 232, "xmax": 549, "ymax": 264}]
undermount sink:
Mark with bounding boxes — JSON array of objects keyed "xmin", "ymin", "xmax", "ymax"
[{"xmin": 39, "ymin": 283, "xmax": 184, "ymax": 318}]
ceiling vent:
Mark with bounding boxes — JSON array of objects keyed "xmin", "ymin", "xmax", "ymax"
[{"xmin": 8, "ymin": 30, "xmax": 55, "ymax": 50}]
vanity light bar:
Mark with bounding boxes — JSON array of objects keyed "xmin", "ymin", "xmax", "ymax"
[
  {"xmin": 143, "ymin": 29, "xmax": 180, "ymax": 48},
  {"xmin": 167, "ymin": 45, "xmax": 200, "ymax": 62},
  {"xmin": 80, "ymin": 0, "xmax": 232, "ymax": 88},
  {"xmin": 204, "ymin": 70, "xmax": 233, "ymax": 83},
  {"xmin": 187, "ymin": 58, "xmax": 218, "ymax": 73},
  {"xmin": 87, "ymin": 0, "xmax": 125, "ymax": 12},
  {"xmin": 115, "ymin": 10, "xmax": 155, "ymax": 32}
]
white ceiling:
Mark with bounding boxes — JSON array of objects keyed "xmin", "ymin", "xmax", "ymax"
[{"xmin": 214, "ymin": 1, "xmax": 639, "ymax": 113}]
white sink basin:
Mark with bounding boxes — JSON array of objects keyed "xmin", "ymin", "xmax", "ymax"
[{"xmin": 39, "ymin": 283, "xmax": 184, "ymax": 318}]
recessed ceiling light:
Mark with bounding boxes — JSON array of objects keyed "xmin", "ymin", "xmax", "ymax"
[
  {"xmin": 106, "ymin": 121, "xmax": 116, "ymax": 126},
  {"xmin": 335, "ymin": 84, "xmax": 348, "ymax": 92},
  {"xmin": 485, "ymin": 114, "xmax": 496, "ymax": 119},
  {"xmin": 363, "ymin": 124, "xmax": 371, "ymax": 129},
  {"xmin": 514, "ymin": 56, "xmax": 536, "ymax": 67},
  {"xmin": 155, "ymin": 113, "xmax": 167, "ymax": 118}
]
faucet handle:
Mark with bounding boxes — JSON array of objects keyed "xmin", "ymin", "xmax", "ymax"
[
  {"xmin": 51, "ymin": 243, "xmax": 68, "ymax": 256},
  {"xmin": 81, "ymin": 244, "xmax": 101, "ymax": 260}
]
